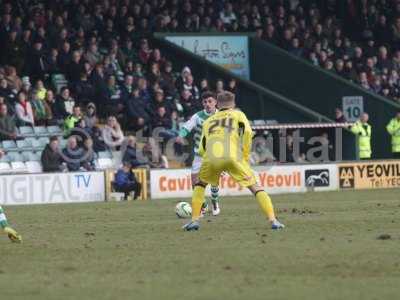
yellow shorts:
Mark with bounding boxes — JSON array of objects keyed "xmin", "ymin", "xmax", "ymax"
[{"xmin": 199, "ymin": 158, "xmax": 257, "ymax": 187}]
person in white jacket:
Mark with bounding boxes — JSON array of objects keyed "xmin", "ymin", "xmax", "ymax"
[
  {"xmin": 15, "ymin": 91, "xmax": 34, "ymax": 126},
  {"xmin": 102, "ymin": 115, "xmax": 124, "ymax": 148}
]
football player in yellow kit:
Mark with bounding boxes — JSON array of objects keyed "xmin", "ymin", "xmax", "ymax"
[{"xmin": 183, "ymin": 91, "xmax": 284, "ymax": 231}]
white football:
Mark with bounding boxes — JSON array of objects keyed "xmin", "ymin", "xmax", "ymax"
[{"xmin": 175, "ymin": 202, "xmax": 192, "ymax": 218}]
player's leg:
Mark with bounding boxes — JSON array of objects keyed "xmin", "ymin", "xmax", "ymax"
[
  {"xmin": 228, "ymin": 161, "xmax": 284, "ymax": 230},
  {"xmin": 0, "ymin": 206, "xmax": 22, "ymax": 243},
  {"xmin": 183, "ymin": 160, "xmax": 221, "ymax": 231},
  {"xmin": 247, "ymin": 184, "xmax": 283, "ymax": 229},
  {"xmin": 191, "ymin": 155, "xmax": 208, "ymax": 216},
  {"xmin": 182, "ymin": 181, "xmax": 206, "ymax": 231},
  {"xmin": 210, "ymin": 185, "xmax": 220, "ymax": 216}
]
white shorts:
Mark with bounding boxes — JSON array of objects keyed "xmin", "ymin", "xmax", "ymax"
[{"xmin": 191, "ymin": 155, "xmax": 203, "ymax": 174}]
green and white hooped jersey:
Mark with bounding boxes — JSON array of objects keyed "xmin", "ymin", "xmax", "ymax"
[{"xmin": 179, "ymin": 110, "xmax": 216, "ymax": 154}]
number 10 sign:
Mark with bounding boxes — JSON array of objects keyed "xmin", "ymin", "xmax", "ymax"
[{"xmin": 342, "ymin": 96, "xmax": 364, "ymax": 122}]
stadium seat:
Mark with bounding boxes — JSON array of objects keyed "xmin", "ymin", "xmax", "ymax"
[
  {"xmin": 33, "ymin": 126, "xmax": 48, "ymax": 136},
  {"xmin": 25, "ymin": 161, "xmax": 43, "ymax": 173},
  {"xmin": 18, "ymin": 126, "xmax": 35, "ymax": 137},
  {"xmin": 98, "ymin": 151, "xmax": 113, "ymax": 159},
  {"xmin": 27, "ymin": 138, "xmax": 42, "ymax": 150},
  {"xmin": 112, "ymin": 151, "xmax": 122, "ymax": 167},
  {"xmin": 11, "ymin": 161, "xmax": 27, "ymax": 173},
  {"xmin": 47, "ymin": 125, "xmax": 63, "ymax": 135},
  {"xmin": 2, "ymin": 140, "xmax": 18, "ymax": 151},
  {"xmin": 17, "ymin": 139, "xmax": 33, "ymax": 150},
  {"xmin": 38, "ymin": 137, "xmax": 50, "ymax": 149},
  {"xmin": 7, "ymin": 152, "xmax": 25, "ymax": 162},
  {"xmin": 0, "ymin": 154, "xmax": 10, "ymax": 162},
  {"xmin": 22, "ymin": 151, "xmax": 41, "ymax": 162},
  {"xmin": 96, "ymin": 158, "xmax": 114, "ymax": 170},
  {"xmin": 0, "ymin": 162, "xmax": 11, "ymax": 173}
]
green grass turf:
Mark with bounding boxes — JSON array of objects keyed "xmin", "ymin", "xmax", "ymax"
[{"xmin": 1, "ymin": 189, "xmax": 400, "ymax": 300}]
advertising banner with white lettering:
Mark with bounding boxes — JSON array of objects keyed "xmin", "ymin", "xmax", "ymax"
[
  {"xmin": 165, "ymin": 35, "xmax": 250, "ymax": 79},
  {"xmin": 0, "ymin": 172, "xmax": 105, "ymax": 205},
  {"xmin": 150, "ymin": 164, "xmax": 338, "ymax": 199},
  {"xmin": 339, "ymin": 160, "xmax": 400, "ymax": 190}
]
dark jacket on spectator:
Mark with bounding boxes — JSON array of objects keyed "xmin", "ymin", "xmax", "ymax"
[
  {"xmin": 49, "ymin": 96, "xmax": 69, "ymax": 120},
  {"xmin": 41, "ymin": 144, "xmax": 63, "ymax": 172},
  {"xmin": 114, "ymin": 168, "xmax": 137, "ymax": 188},
  {"xmin": 82, "ymin": 147, "xmax": 96, "ymax": 171},
  {"xmin": 62, "ymin": 146, "xmax": 85, "ymax": 171},
  {"xmin": 74, "ymin": 78, "xmax": 95, "ymax": 104},
  {"xmin": 122, "ymin": 145, "xmax": 143, "ymax": 168},
  {"xmin": 0, "ymin": 114, "xmax": 16, "ymax": 140},
  {"xmin": 92, "ymin": 126, "xmax": 109, "ymax": 152},
  {"xmin": 152, "ymin": 113, "xmax": 172, "ymax": 130},
  {"xmin": 127, "ymin": 95, "xmax": 151, "ymax": 123}
]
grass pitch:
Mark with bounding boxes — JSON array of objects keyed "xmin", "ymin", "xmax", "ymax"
[{"xmin": 1, "ymin": 189, "xmax": 400, "ymax": 300}]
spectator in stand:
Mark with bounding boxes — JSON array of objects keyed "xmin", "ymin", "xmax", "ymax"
[
  {"xmin": 122, "ymin": 135, "xmax": 146, "ymax": 168},
  {"xmin": 82, "ymin": 138, "xmax": 96, "ymax": 171},
  {"xmin": 83, "ymin": 102, "xmax": 98, "ymax": 129},
  {"xmin": 220, "ymin": 3, "xmax": 237, "ymax": 26},
  {"xmin": 102, "ymin": 115, "xmax": 124, "ymax": 148},
  {"xmin": 74, "ymin": 72, "xmax": 95, "ymax": 105},
  {"xmin": 335, "ymin": 108, "xmax": 347, "ymax": 123},
  {"xmin": 147, "ymin": 62, "xmax": 161, "ymax": 86},
  {"xmin": 31, "ymin": 80, "xmax": 49, "ymax": 125},
  {"xmin": 182, "ymin": 74, "xmax": 200, "ymax": 100},
  {"xmin": 126, "ymin": 88, "xmax": 150, "ymax": 132},
  {"xmin": 45, "ymin": 48, "xmax": 61, "ymax": 76},
  {"xmin": 113, "ymin": 162, "xmax": 142, "ymax": 200},
  {"xmin": 0, "ymin": 103, "xmax": 16, "ymax": 140},
  {"xmin": 84, "ymin": 42, "xmax": 102, "ymax": 67},
  {"xmin": 66, "ymin": 51, "xmax": 86, "ymax": 85},
  {"xmin": 179, "ymin": 89, "xmax": 200, "ymax": 119},
  {"xmin": 4, "ymin": 66, "xmax": 22, "ymax": 92},
  {"xmin": 177, "ymin": 66, "xmax": 192, "ymax": 91},
  {"xmin": 70, "ymin": 118, "xmax": 92, "ymax": 145},
  {"xmin": 215, "ymin": 79, "xmax": 225, "ymax": 94},
  {"xmin": 120, "ymin": 75, "xmax": 135, "ymax": 105},
  {"xmin": 227, "ymin": 79, "xmax": 237, "ymax": 95},
  {"xmin": 41, "ymin": 136, "xmax": 65, "ymax": 173},
  {"xmin": 137, "ymin": 77, "xmax": 151, "ymax": 102},
  {"xmin": 15, "ymin": 91, "xmax": 34, "ymax": 126},
  {"xmin": 57, "ymin": 87, "xmax": 75, "ymax": 115},
  {"xmin": 45, "ymin": 89, "xmax": 67, "ymax": 124},
  {"xmin": 143, "ymin": 138, "xmax": 169, "ymax": 168},
  {"xmin": 100, "ymin": 75, "xmax": 123, "ymax": 117},
  {"xmin": 132, "ymin": 63, "xmax": 144, "ymax": 79},
  {"xmin": 92, "ymin": 126, "xmax": 109, "ymax": 152},
  {"xmin": 62, "ymin": 136, "xmax": 85, "ymax": 171},
  {"xmin": 0, "ymin": 78, "xmax": 16, "ymax": 105},
  {"xmin": 64, "ymin": 105, "xmax": 82, "ymax": 136},
  {"xmin": 199, "ymin": 78, "xmax": 210, "ymax": 94},
  {"xmin": 151, "ymin": 89, "xmax": 173, "ymax": 114},
  {"xmin": 152, "ymin": 106, "xmax": 177, "ymax": 140},
  {"xmin": 138, "ymin": 38, "xmax": 152, "ymax": 64},
  {"xmin": 25, "ymin": 40, "xmax": 46, "ymax": 82}
]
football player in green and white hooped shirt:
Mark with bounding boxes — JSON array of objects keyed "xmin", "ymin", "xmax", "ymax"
[
  {"xmin": 176, "ymin": 91, "xmax": 220, "ymax": 216},
  {"xmin": 0, "ymin": 149, "xmax": 22, "ymax": 243}
]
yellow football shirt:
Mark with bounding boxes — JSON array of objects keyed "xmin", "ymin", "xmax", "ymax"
[{"xmin": 199, "ymin": 108, "xmax": 253, "ymax": 163}]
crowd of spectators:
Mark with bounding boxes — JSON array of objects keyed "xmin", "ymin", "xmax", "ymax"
[
  {"xmin": 2, "ymin": 0, "xmax": 400, "ymax": 171},
  {"xmin": 0, "ymin": 0, "xmax": 241, "ymax": 171}
]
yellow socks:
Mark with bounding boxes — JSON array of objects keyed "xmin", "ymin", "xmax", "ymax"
[
  {"xmin": 255, "ymin": 191, "xmax": 276, "ymax": 221},
  {"xmin": 192, "ymin": 185, "xmax": 205, "ymax": 221}
]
